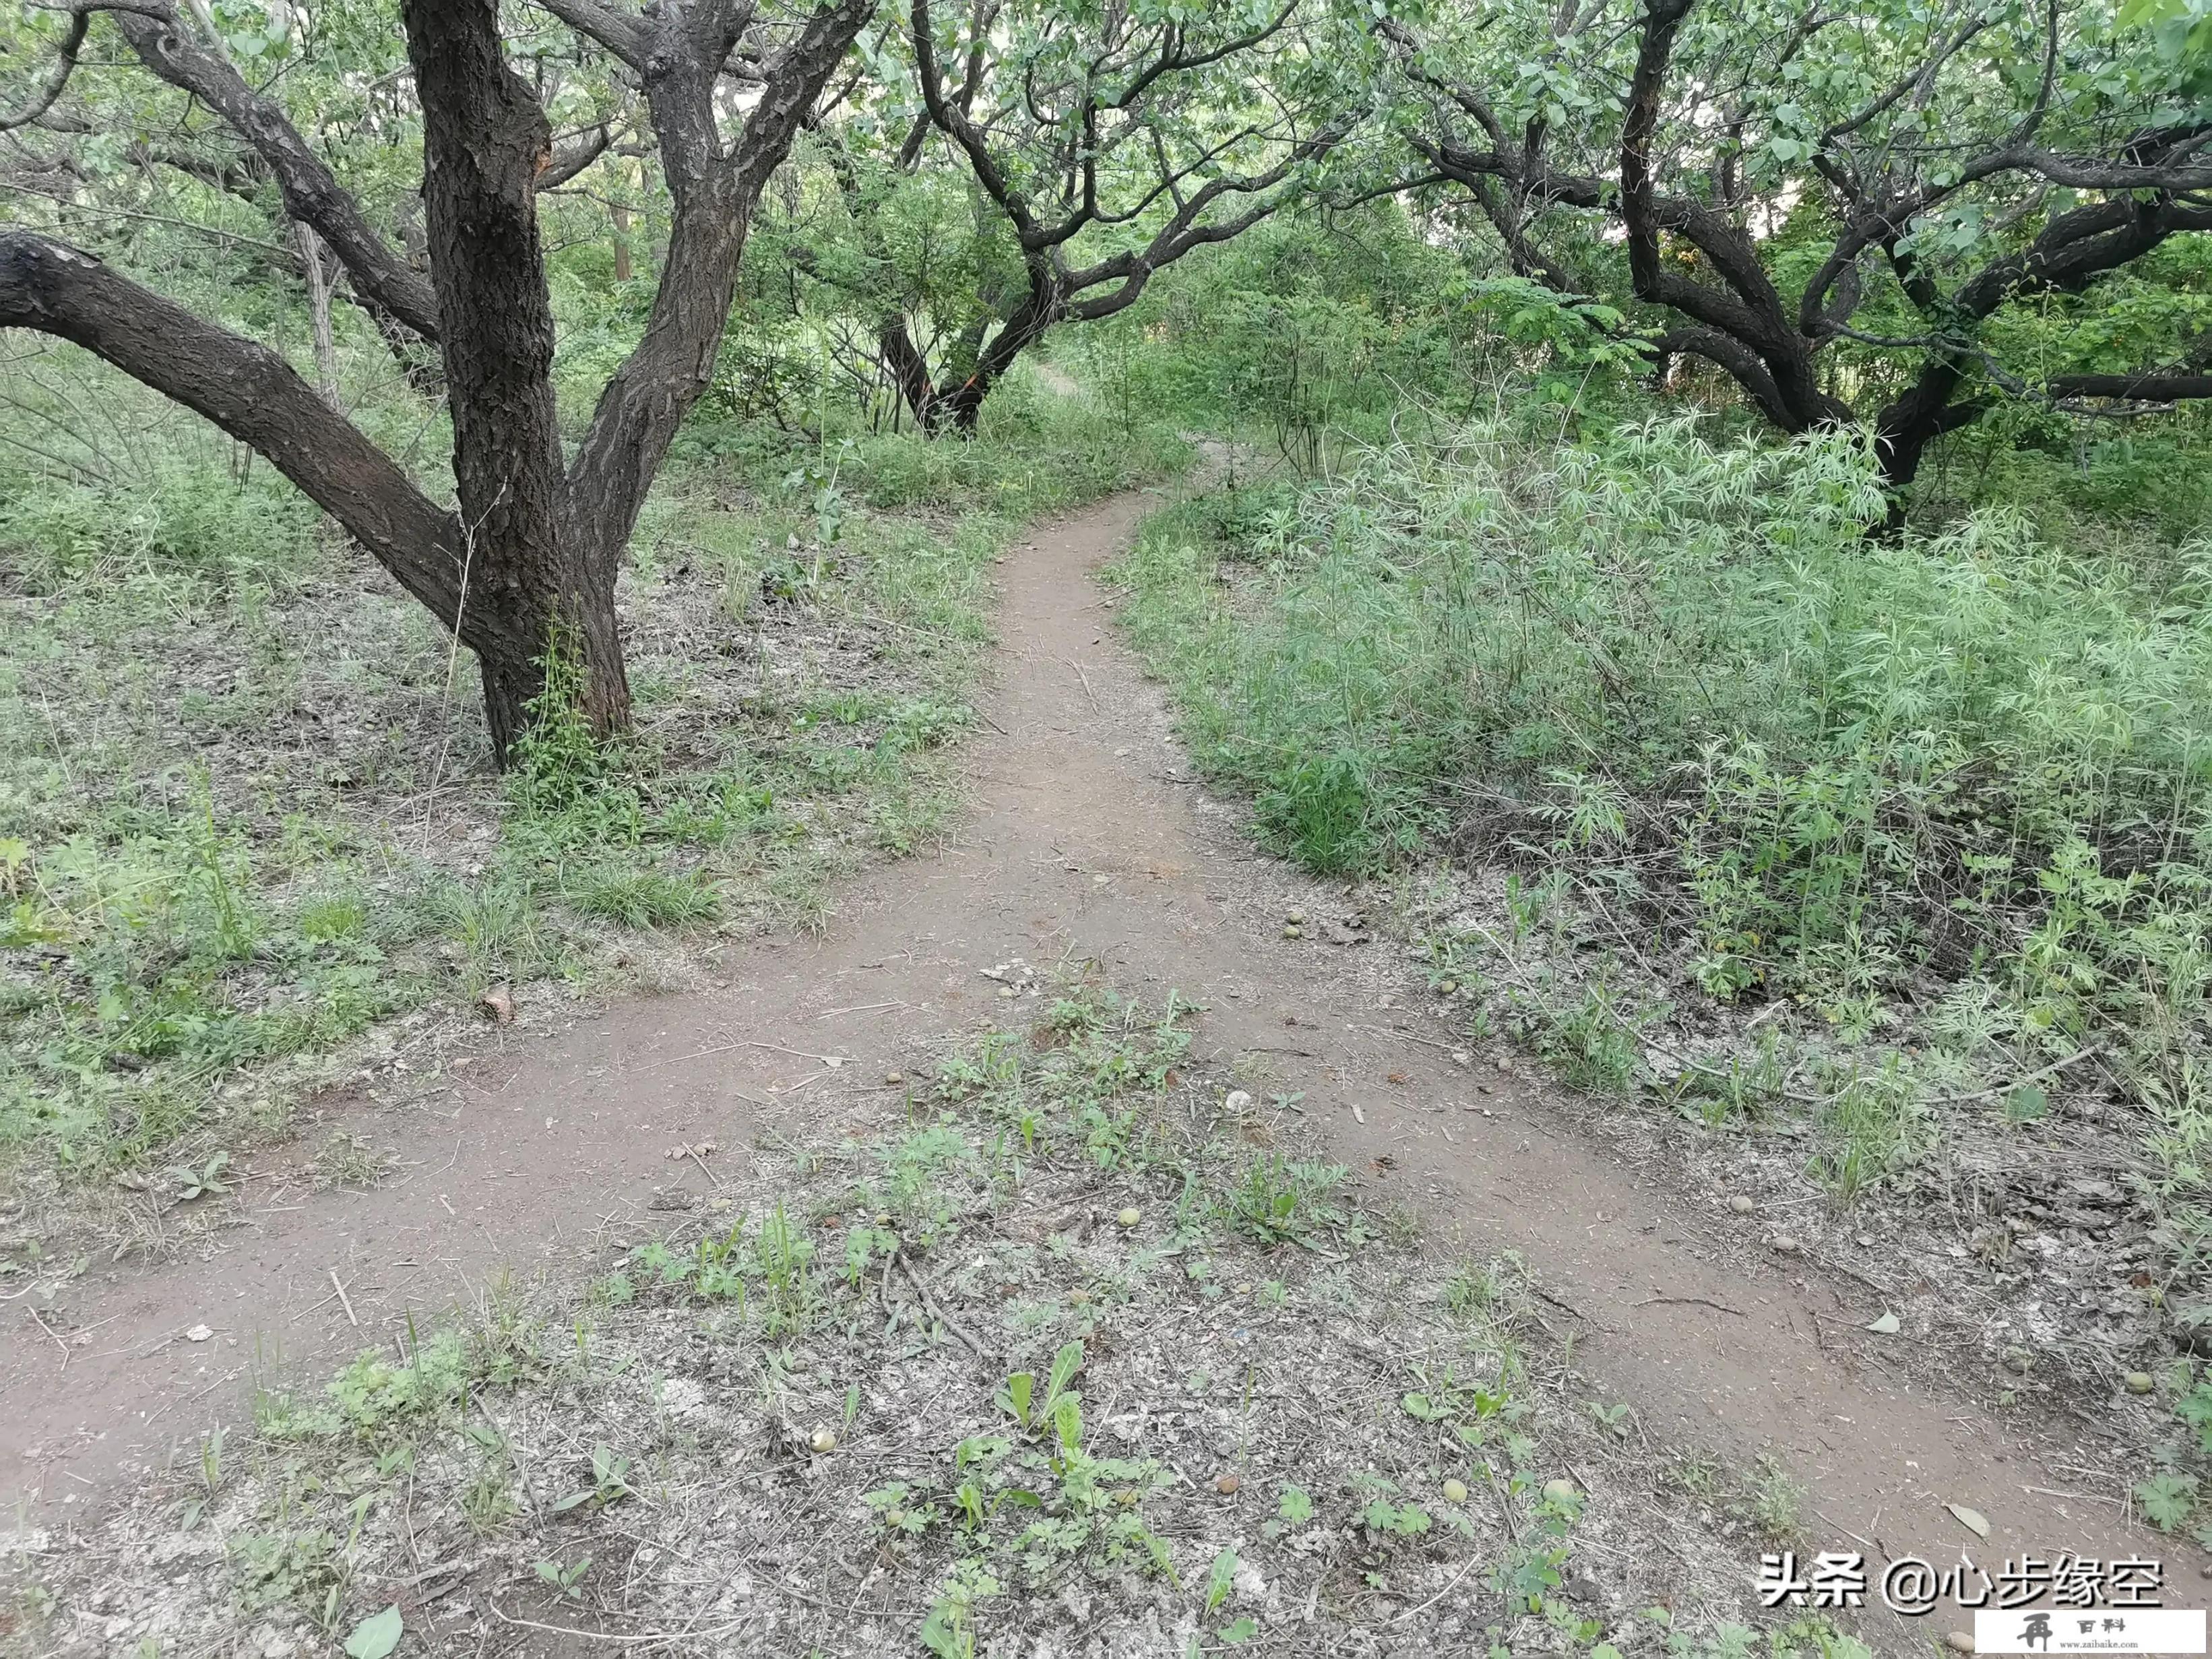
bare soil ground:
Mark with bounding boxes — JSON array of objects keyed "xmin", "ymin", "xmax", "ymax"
[{"xmin": 1, "ymin": 483, "xmax": 2192, "ymax": 1654}]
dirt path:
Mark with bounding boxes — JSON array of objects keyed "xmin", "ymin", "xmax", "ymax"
[{"xmin": 4, "ymin": 487, "xmax": 2168, "ymax": 1638}]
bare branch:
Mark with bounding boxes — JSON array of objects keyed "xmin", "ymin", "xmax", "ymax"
[{"xmin": 110, "ymin": 2, "xmax": 441, "ymax": 338}]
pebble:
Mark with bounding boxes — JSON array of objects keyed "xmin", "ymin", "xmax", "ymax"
[
  {"xmin": 1542, "ymin": 1478, "xmax": 1578, "ymax": 1506},
  {"xmin": 1285, "ymin": 910, "xmax": 1305, "ymax": 925},
  {"xmin": 1451, "ymin": 1050, "xmax": 1472, "ymax": 1066},
  {"xmin": 2125, "ymin": 1371, "xmax": 2156, "ymax": 1395},
  {"xmin": 1282, "ymin": 924, "xmax": 1302, "ymax": 939},
  {"xmin": 1224, "ymin": 1090, "xmax": 1253, "ymax": 1113},
  {"xmin": 809, "ymin": 1427, "xmax": 838, "ymax": 1455},
  {"xmin": 1772, "ymin": 1235, "xmax": 1800, "ymax": 1253},
  {"xmin": 1729, "ymin": 1196, "xmax": 1756, "ymax": 1215},
  {"xmin": 1215, "ymin": 1472, "xmax": 1241, "ymax": 1494},
  {"xmin": 1442, "ymin": 1478, "xmax": 1470, "ymax": 1505},
  {"xmin": 885, "ymin": 1071, "xmax": 904, "ymax": 1085},
  {"xmin": 1117, "ymin": 1207, "xmax": 1141, "ymax": 1228},
  {"xmin": 1946, "ymin": 1633, "xmax": 1975, "ymax": 1654}
]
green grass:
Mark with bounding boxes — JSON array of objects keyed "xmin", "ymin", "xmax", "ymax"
[
  {"xmin": 1110, "ymin": 404, "xmax": 2212, "ymax": 1315},
  {"xmin": 0, "ymin": 357, "xmax": 1183, "ymax": 1237},
  {"xmin": 15, "ymin": 975, "xmax": 1864, "ymax": 1658}
]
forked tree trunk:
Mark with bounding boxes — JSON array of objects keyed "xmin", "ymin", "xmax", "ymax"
[
  {"xmin": 2, "ymin": 0, "xmax": 873, "ymax": 769},
  {"xmin": 403, "ymin": 0, "xmax": 631, "ymax": 757}
]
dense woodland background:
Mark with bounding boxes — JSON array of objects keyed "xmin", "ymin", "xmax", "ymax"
[{"xmin": 9, "ymin": 0, "xmax": 2212, "ymax": 1602}]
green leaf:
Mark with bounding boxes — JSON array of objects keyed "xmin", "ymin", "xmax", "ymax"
[
  {"xmin": 1277, "ymin": 1484, "xmax": 1314, "ymax": 1524},
  {"xmin": 1047, "ymin": 1340, "xmax": 1084, "ymax": 1402},
  {"xmin": 344, "ymin": 1606, "xmax": 404, "ymax": 1659},
  {"xmin": 2137, "ymin": 1472, "xmax": 2199, "ymax": 1532},
  {"xmin": 1220, "ymin": 1616, "xmax": 1259, "ymax": 1643},
  {"xmin": 1205, "ymin": 1547, "xmax": 1238, "ymax": 1615}
]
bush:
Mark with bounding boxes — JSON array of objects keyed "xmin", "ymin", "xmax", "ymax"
[{"xmin": 1113, "ymin": 407, "xmax": 2212, "ymax": 1121}]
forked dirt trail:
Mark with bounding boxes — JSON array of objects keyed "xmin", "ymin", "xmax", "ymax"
[{"xmin": 4, "ymin": 485, "xmax": 2166, "ymax": 1639}]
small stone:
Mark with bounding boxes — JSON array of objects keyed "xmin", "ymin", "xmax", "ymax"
[
  {"xmin": 1542, "ymin": 1478, "xmax": 1578, "ymax": 1506},
  {"xmin": 1285, "ymin": 910, "xmax": 1305, "ymax": 925},
  {"xmin": 478, "ymin": 984, "xmax": 515, "ymax": 1023},
  {"xmin": 1855, "ymin": 1233, "xmax": 1875, "ymax": 1247},
  {"xmin": 185, "ymin": 1323, "xmax": 212, "ymax": 1343},
  {"xmin": 1215, "ymin": 1472, "xmax": 1241, "ymax": 1495},
  {"xmin": 2002, "ymin": 1349, "xmax": 2032, "ymax": 1375},
  {"xmin": 809, "ymin": 1426, "xmax": 838, "ymax": 1455},
  {"xmin": 1282, "ymin": 924, "xmax": 1302, "ymax": 939},
  {"xmin": 1117, "ymin": 1207, "xmax": 1141, "ymax": 1228},
  {"xmin": 2124, "ymin": 1371, "xmax": 2156, "ymax": 1395},
  {"xmin": 1730, "ymin": 1196, "xmax": 1756, "ymax": 1215},
  {"xmin": 999, "ymin": 985, "xmax": 1018, "ymax": 999},
  {"xmin": 884, "ymin": 1508, "xmax": 905, "ymax": 1528},
  {"xmin": 885, "ymin": 1071, "xmax": 904, "ymax": 1085},
  {"xmin": 1224, "ymin": 1090, "xmax": 1253, "ymax": 1113},
  {"xmin": 1772, "ymin": 1234, "xmax": 1800, "ymax": 1253},
  {"xmin": 1945, "ymin": 1633, "xmax": 1975, "ymax": 1654},
  {"xmin": 1442, "ymin": 1478, "xmax": 1470, "ymax": 1504},
  {"xmin": 1451, "ymin": 1050, "xmax": 1472, "ymax": 1066},
  {"xmin": 1439, "ymin": 980, "xmax": 1458, "ymax": 996}
]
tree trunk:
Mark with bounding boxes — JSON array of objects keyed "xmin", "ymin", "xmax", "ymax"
[
  {"xmin": 294, "ymin": 219, "xmax": 340, "ymax": 407},
  {"xmin": 404, "ymin": 0, "xmax": 630, "ymax": 761},
  {"xmin": 933, "ymin": 289, "xmax": 1054, "ymax": 433},
  {"xmin": 611, "ymin": 200, "xmax": 633, "ymax": 282}
]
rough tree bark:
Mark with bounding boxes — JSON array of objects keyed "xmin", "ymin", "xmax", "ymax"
[{"xmin": 0, "ymin": 0, "xmax": 873, "ymax": 764}]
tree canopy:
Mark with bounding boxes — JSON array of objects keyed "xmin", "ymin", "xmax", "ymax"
[{"xmin": 1, "ymin": 0, "xmax": 2208, "ymax": 755}]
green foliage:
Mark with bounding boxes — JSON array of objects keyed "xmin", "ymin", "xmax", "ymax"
[
  {"xmin": 1224, "ymin": 1154, "xmax": 1350, "ymax": 1244},
  {"xmin": 1116, "ymin": 395, "xmax": 2212, "ymax": 1232}
]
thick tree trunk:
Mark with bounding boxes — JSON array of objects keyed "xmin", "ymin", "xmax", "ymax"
[
  {"xmin": 879, "ymin": 317, "xmax": 939, "ymax": 423},
  {"xmin": 404, "ymin": 0, "xmax": 630, "ymax": 760}
]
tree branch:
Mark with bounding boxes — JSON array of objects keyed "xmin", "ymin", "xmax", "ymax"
[
  {"xmin": 110, "ymin": 3, "xmax": 441, "ymax": 339},
  {"xmin": 0, "ymin": 228, "xmax": 468, "ymax": 626},
  {"xmin": 563, "ymin": 0, "xmax": 872, "ymax": 559}
]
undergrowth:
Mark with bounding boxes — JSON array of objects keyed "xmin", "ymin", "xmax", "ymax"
[
  {"xmin": 11, "ymin": 978, "xmax": 1863, "ymax": 1659},
  {"xmin": 1112, "ymin": 406, "xmax": 2212, "ymax": 1523},
  {"xmin": 0, "ymin": 367, "xmax": 1180, "ymax": 1247}
]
